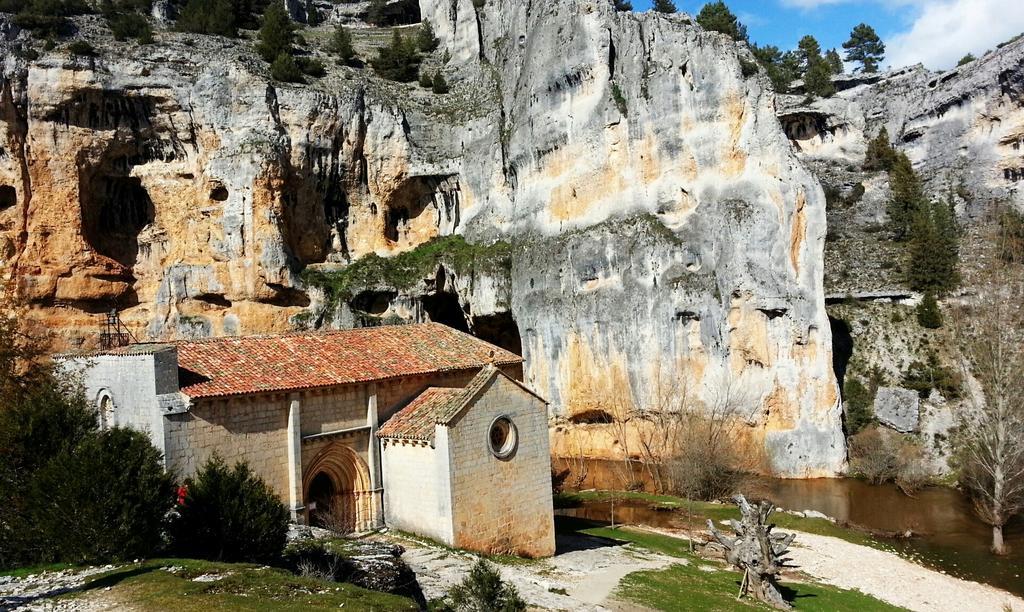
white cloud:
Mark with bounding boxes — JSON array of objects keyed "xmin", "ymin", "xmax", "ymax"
[
  {"xmin": 778, "ymin": 0, "xmax": 852, "ymax": 8},
  {"xmin": 885, "ymin": 0, "xmax": 1024, "ymax": 70}
]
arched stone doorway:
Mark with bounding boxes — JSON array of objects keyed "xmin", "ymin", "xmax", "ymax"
[{"xmin": 302, "ymin": 442, "xmax": 375, "ymax": 532}]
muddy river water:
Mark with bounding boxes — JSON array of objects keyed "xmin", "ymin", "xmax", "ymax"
[{"xmin": 555, "ymin": 459, "xmax": 1024, "ymax": 595}]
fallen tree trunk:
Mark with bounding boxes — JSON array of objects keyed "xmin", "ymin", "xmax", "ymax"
[{"xmin": 706, "ymin": 494, "xmax": 796, "ymax": 610}]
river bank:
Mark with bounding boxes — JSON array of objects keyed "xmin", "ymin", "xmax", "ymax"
[{"xmin": 555, "ymin": 458, "xmax": 1024, "ymax": 595}]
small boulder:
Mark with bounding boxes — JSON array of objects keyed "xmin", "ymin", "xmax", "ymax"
[{"xmin": 873, "ymin": 387, "xmax": 920, "ymax": 433}]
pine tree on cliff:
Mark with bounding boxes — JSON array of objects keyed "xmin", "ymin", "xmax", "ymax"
[
  {"xmin": 887, "ymin": 152, "xmax": 926, "ymax": 240},
  {"xmin": 825, "ymin": 49, "xmax": 844, "ymax": 75},
  {"xmin": 370, "ymin": 31, "xmax": 422, "ymax": 82},
  {"xmin": 796, "ymin": 35, "xmax": 822, "ymax": 72},
  {"xmin": 330, "ymin": 25, "xmax": 355, "ymax": 64},
  {"xmin": 612, "ymin": 0, "xmax": 632, "ymax": 11},
  {"xmin": 257, "ymin": 3, "xmax": 295, "ymax": 63},
  {"xmin": 803, "ymin": 57, "xmax": 835, "ymax": 98},
  {"xmin": 416, "ymin": 19, "xmax": 438, "ymax": 52},
  {"xmin": 177, "ymin": 0, "xmax": 237, "ymax": 37},
  {"xmin": 864, "ymin": 127, "xmax": 896, "ymax": 171},
  {"xmin": 844, "ymin": 23, "xmax": 885, "ymax": 73},
  {"xmin": 651, "ymin": 0, "xmax": 676, "ymax": 14},
  {"xmin": 752, "ymin": 45, "xmax": 798, "ymax": 93},
  {"xmin": 696, "ymin": 1, "xmax": 747, "ymax": 42},
  {"xmin": 907, "ymin": 196, "xmax": 960, "ymax": 295}
]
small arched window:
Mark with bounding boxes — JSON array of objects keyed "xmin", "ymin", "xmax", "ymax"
[{"xmin": 97, "ymin": 391, "xmax": 116, "ymax": 429}]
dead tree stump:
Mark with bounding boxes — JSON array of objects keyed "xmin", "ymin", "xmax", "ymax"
[{"xmin": 706, "ymin": 494, "xmax": 796, "ymax": 610}]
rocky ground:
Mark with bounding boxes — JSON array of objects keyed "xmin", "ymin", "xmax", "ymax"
[
  {"xmin": 0, "ymin": 566, "xmax": 123, "ymax": 611},
  {"xmin": 6, "ymin": 521, "xmax": 1024, "ymax": 611},
  {"xmin": 391, "ymin": 530, "xmax": 678, "ymax": 610}
]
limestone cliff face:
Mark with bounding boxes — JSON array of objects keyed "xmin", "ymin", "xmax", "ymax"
[{"xmin": 0, "ymin": 3, "xmax": 845, "ymax": 476}]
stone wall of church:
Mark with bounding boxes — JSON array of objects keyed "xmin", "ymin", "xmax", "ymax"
[
  {"xmin": 380, "ymin": 436, "xmax": 454, "ymax": 544},
  {"xmin": 165, "ymin": 394, "xmax": 292, "ymax": 498},
  {"xmin": 447, "ymin": 376, "xmax": 555, "ymax": 558}
]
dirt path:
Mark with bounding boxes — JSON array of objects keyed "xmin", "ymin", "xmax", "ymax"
[{"xmin": 785, "ymin": 530, "xmax": 1024, "ymax": 612}]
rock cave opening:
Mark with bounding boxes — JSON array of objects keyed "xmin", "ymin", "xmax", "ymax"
[
  {"xmin": 351, "ymin": 289, "xmax": 396, "ymax": 315},
  {"xmin": 471, "ymin": 312, "xmax": 523, "ymax": 356},
  {"xmin": 0, "ymin": 185, "xmax": 16, "ymax": 209},
  {"xmin": 423, "ymin": 291, "xmax": 469, "ymax": 333},
  {"xmin": 383, "ymin": 174, "xmax": 459, "ymax": 245},
  {"xmin": 829, "ymin": 315, "xmax": 854, "ymax": 391},
  {"xmin": 81, "ymin": 174, "xmax": 154, "ymax": 268}
]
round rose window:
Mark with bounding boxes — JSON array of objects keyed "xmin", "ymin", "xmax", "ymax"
[{"xmin": 488, "ymin": 416, "xmax": 518, "ymax": 460}]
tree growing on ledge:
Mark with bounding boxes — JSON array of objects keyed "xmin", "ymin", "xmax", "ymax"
[
  {"xmin": 651, "ymin": 0, "xmax": 676, "ymax": 14},
  {"xmin": 257, "ymin": 3, "xmax": 296, "ymax": 63},
  {"xmin": 887, "ymin": 152, "xmax": 927, "ymax": 240},
  {"xmin": 370, "ymin": 31, "xmax": 422, "ymax": 82},
  {"xmin": 843, "ymin": 23, "xmax": 885, "ymax": 73},
  {"xmin": 696, "ymin": 1, "xmax": 747, "ymax": 41}
]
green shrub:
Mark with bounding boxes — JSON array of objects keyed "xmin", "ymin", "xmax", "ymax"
[
  {"xmin": 28, "ymin": 427, "xmax": 174, "ymax": 564},
  {"xmin": 916, "ymin": 292, "xmax": 942, "ymax": 328},
  {"xmin": 431, "ymin": 71, "xmax": 449, "ymax": 94},
  {"xmin": 169, "ymin": 456, "xmax": 290, "ymax": 564},
  {"xmin": 0, "ymin": 368, "xmax": 98, "ymax": 568},
  {"xmin": 611, "ymin": 83, "xmax": 627, "ymax": 115},
  {"xmin": 176, "ymin": 0, "xmax": 243, "ymax": 36},
  {"xmin": 271, "ymin": 52, "xmax": 304, "ymax": 82},
  {"xmin": 108, "ymin": 12, "xmax": 153, "ymax": 42},
  {"xmin": 370, "ymin": 30, "xmax": 421, "ymax": 82},
  {"xmin": 419, "ymin": 70, "xmax": 433, "ymax": 87},
  {"xmin": 440, "ymin": 559, "xmax": 526, "ymax": 612},
  {"xmin": 902, "ymin": 352, "xmax": 961, "ymax": 399},
  {"xmin": 842, "ymin": 377, "xmax": 874, "ymax": 435},
  {"xmin": 67, "ymin": 40, "xmax": 96, "ymax": 56},
  {"xmin": 300, "ymin": 57, "xmax": 326, "ymax": 77},
  {"xmin": 9, "ymin": 0, "xmax": 89, "ymax": 38}
]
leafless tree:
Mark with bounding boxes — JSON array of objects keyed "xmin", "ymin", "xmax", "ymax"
[{"xmin": 952, "ymin": 213, "xmax": 1024, "ymax": 555}]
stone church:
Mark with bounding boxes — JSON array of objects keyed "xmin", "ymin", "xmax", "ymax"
[{"xmin": 60, "ymin": 323, "xmax": 556, "ymax": 558}]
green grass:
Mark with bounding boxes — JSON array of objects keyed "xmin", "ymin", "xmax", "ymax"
[
  {"xmin": 556, "ymin": 489, "xmax": 883, "ymax": 549},
  {"xmin": 620, "ymin": 563, "xmax": 905, "ymax": 611},
  {"xmin": 556, "ymin": 517, "xmax": 904, "ymax": 611},
  {"xmin": 58, "ymin": 558, "xmax": 417, "ymax": 611}
]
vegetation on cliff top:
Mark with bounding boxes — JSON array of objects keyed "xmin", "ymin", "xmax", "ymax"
[{"xmin": 301, "ymin": 235, "xmax": 513, "ymax": 306}]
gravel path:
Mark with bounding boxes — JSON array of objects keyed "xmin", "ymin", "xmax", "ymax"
[
  {"xmin": 786, "ymin": 531, "xmax": 1024, "ymax": 612},
  {"xmin": 396, "ymin": 531, "xmax": 677, "ymax": 610}
]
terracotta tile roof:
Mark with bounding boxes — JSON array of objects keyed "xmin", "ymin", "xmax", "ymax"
[
  {"xmin": 108, "ymin": 323, "xmax": 522, "ymax": 399},
  {"xmin": 376, "ymin": 387, "xmax": 465, "ymax": 442},
  {"xmin": 377, "ymin": 366, "xmax": 547, "ymax": 442}
]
